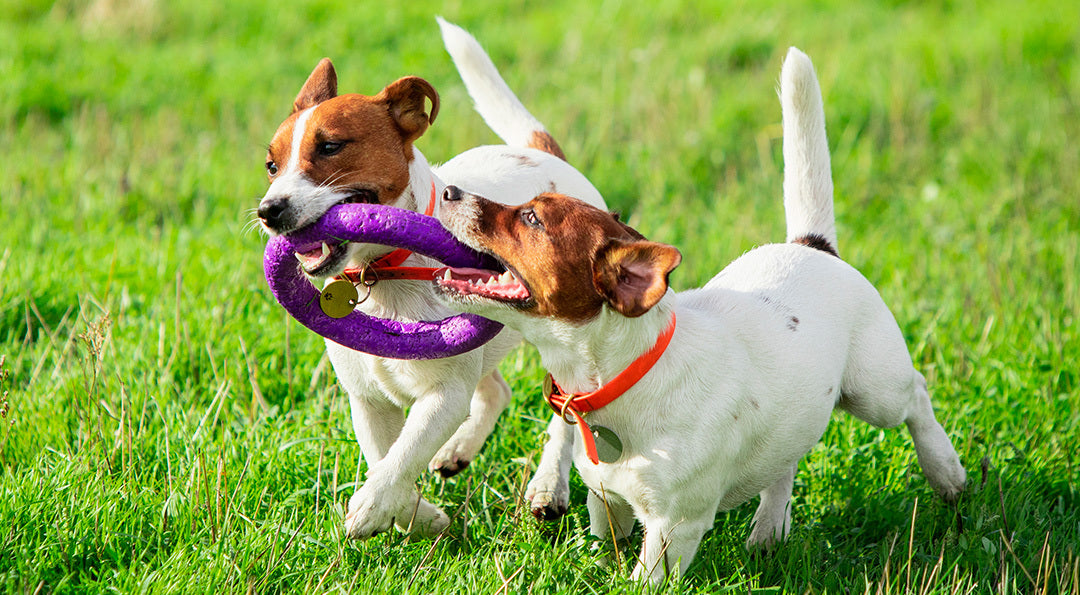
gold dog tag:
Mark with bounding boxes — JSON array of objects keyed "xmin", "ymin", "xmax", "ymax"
[
  {"xmin": 591, "ymin": 425, "xmax": 623, "ymax": 463},
  {"xmin": 319, "ymin": 280, "xmax": 359, "ymax": 318},
  {"xmin": 543, "ymin": 373, "xmax": 554, "ymax": 399}
]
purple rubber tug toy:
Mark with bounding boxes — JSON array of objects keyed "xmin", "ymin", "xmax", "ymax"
[{"xmin": 263, "ymin": 202, "xmax": 503, "ymax": 360}]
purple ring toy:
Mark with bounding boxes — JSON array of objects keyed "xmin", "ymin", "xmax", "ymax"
[{"xmin": 264, "ymin": 203, "xmax": 503, "ymax": 360}]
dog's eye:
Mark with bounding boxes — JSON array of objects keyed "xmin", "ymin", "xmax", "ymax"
[
  {"xmin": 316, "ymin": 141, "xmax": 345, "ymax": 156},
  {"xmin": 266, "ymin": 161, "xmax": 278, "ymax": 176},
  {"xmin": 521, "ymin": 209, "xmax": 543, "ymax": 229}
]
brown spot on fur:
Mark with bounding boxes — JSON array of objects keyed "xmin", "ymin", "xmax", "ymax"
[
  {"xmin": 528, "ymin": 130, "xmax": 567, "ymax": 161},
  {"xmin": 792, "ymin": 233, "xmax": 839, "ymax": 257},
  {"xmin": 787, "ymin": 316, "xmax": 799, "ymax": 331},
  {"xmin": 514, "ymin": 154, "xmax": 539, "ymax": 167}
]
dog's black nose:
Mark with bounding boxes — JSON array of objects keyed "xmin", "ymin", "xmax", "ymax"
[
  {"xmin": 443, "ymin": 186, "xmax": 463, "ymax": 202},
  {"xmin": 258, "ymin": 196, "xmax": 290, "ymax": 228}
]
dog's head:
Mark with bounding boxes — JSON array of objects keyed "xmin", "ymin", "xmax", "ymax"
[
  {"xmin": 434, "ymin": 186, "xmax": 681, "ymax": 327},
  {"xmin": 257, "ymin": 58, "xmax": 440, "ymax": 277}
]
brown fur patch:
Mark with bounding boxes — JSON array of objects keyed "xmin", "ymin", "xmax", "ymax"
[
  {"xmin": 792, "ymin": 233, "xmax": 839, "ymax": 258},
  {"xmin": 266, "ymin": 94, "xmax": 413, "ymax": 204},
  {"xmin": 528, "ymin": 130, "xmax": 567, "ymax": 161},
  {"xmin": 466, "ymin": 193, "xmax": 678, "ymax": 321}
]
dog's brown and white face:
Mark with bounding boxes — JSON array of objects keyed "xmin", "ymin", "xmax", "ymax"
[
  {"xmin": 435, "ymin": 187, "xmax": 682, "ymax": 324},
  {"xmin": 257, "ymin": 58, "xmax": 439, "ymax": 277}
]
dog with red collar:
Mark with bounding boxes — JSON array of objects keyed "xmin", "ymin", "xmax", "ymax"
[
  {"xmin": 434, "ymin": 48, "xmax": 966, "ymax": 582},
  {"xmin": 256, "ymin": 19, "xmax": 606, "ymax": 539}
]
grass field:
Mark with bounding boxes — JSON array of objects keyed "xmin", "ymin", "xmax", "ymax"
[{"xmin": 2, "ymin": 0, "xmax": 1078, "ymax": 592}]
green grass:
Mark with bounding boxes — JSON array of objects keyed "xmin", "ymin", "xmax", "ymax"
[{"xmin": 2, "ymin": 0, "xmax": 1078, "ymax": 592}]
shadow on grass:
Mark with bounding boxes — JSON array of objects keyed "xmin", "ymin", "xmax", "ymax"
[{"xmin": 685, "ymin": 458, "xmax": 1078, "ymax": 592}]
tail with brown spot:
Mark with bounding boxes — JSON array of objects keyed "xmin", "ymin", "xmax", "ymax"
[
  {"xmin": 437, "ymin": 17, "xmax": 568, "ymax": 161},
  {"xmin": 781, "ymin": 47, "xmax": 838, "ymax": 257}
]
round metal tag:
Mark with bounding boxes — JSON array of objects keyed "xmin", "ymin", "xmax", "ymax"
[
  {"xmin": 591, "ymin": 425, "xmax": 623, "ymax": 463},
  {"xmin": 542, "ymin": 373, "xmax": 554, "ymax": 399},
  {"xmin": 319, "ymin": 280, "xmax": 359, "ymax": 318}
]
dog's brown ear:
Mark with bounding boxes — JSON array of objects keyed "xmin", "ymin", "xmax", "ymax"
[
  {"xmin": 293, "ymin": 58, "xmax": 338, "ymax": 113},
  {"xmin": 593, "ymin": 238, "xmax": 682, "ymax": 318},
  {"xmin": 610, "ymin": 212, "xmax": 647, "ymax": 240},
  {"xmin": 376, "ymin": 76, "xmax": 440, "ymax": 143}
]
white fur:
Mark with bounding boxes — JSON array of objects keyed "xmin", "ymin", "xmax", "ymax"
[
  {"xmin": 437, "ymin": 17, "xmax": 548, "ymax": 148},
  {"xmin": 438, "ymin": 47, "xmax": 966, "ymax": 583},
  {"xmin": 334, "ymin": 143, "xmax": 604, "ymax": 539},
  {"xmin": 782, "ymin": 49, "xmax": 837, "ymax": 250},
  {"xmin": 259, "ymin": 22, "xmax": 606, "ymax": 540}
]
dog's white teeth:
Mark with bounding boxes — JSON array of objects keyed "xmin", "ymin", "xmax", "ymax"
[
  {"xmin": 442, "ymin": 269, "xmax": 452, "ymax": 281},
  {"xmin": 498, "ymin": 270, "xmax": 514, "ymax": 284},
  {"xmin": 295, "ymin": 253, "xmax": 307, "ymax": 264},
  {"xmin": 321, "ymin": 242, "xmax": 331, "ymax": 257},
  {"xmin": 485, "ymin": 276, "xmax": 496, "ymax": 286}
]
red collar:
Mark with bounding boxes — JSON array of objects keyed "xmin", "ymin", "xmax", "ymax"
[
  {"xmin": 339, "ymin": 182, "xmax": 441, "ymax": 284},
  {"xmin": 544, "ymin": 312, "xmax": 677, "ymax": 464}
]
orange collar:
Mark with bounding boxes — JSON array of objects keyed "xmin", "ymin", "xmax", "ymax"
[
  {"xmin": 340, "ymin": 182, "xmax": 441, "ymax": 284},
  {"xmin": 544, "ymin": 312, "xmax": 677, "ymax": 464}
]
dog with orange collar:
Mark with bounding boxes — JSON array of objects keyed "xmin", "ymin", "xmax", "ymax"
[
  {"xmin": 256, "ymin": 19, "xmax": 606, "ymax": 539},
  {"xmin": 434, "ymin": 48, "xmax": 966, "ymax": 583}
]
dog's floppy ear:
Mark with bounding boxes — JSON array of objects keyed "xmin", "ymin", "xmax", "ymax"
[
  {"xmin": 593, "ymin": 238, "xmax": 682, "ymax": 318},
  {"xmin": 376, "ymin": 76, "xmax": 441, "ymax": 143},
  {"xmin": 293, "ymin": 58, "xmax": 338, "ymax": 113}
]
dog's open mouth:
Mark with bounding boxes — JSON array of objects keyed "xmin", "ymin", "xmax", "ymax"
[
  {"xmin": 435, "ymin": 265, "xmax": 532, "ymax": 304},
  {"xmin": 294, "ymin": 241, "xmax": 349, "ymax": 276},
  {"xmin": 290, "ymin": 190, "xmax": 384, "ymax": 276}
]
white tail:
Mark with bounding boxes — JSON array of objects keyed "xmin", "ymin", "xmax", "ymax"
[
  {"xmin": 437, "ymin": 17, "xmax": 566, "ymax": 159},
  {"xmin": 781, "ymin": 47, "xmax": 837, "ymax": 254}
]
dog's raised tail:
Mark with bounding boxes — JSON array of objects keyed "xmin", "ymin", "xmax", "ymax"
[
  {"xmin": 781, "ymin": 47, "xmax": 838, "ymax": 257},
  {"xmin": 437, "ymin": 17, "xmax": 568, "ymax": 160}
]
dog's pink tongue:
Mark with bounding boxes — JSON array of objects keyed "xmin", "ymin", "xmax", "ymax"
[{"xmin": 295, "ymin": 246, "xmax": 326, "ymax": 269}]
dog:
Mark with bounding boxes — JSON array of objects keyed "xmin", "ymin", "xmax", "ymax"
[
  {"xmin": 433, "ymin": 47, "xmax": 967, "ymax": 582},
  {"xmin": 256, "ymin": 19, "xmax": 605, "ymax": 539}
]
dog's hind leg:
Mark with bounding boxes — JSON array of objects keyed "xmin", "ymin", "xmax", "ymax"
[
  {"xmin": 746, "ymin": 463, "xmax": 796, "ymax": 549},
  {"xmin": 839, "ymin": 315, "xmax": 967, "ymax": 503},
  {"xmin": 429, "ymin": 369, "xmax": 511, "ymax": 477},
  {"xmin": 901, "ymin": 373, "xmax": 967, "ymax": 502}
]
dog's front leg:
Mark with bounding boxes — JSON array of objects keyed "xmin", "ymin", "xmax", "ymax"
[
  {"xmin": 344, "ymin": 381, "xmax": 471, "ymax": 539},
  {"xmin": 524, "ymin": 414, "xmax": 575, "ymax": 519},
  {"xmin": 430, "ymin": 369, "xmax": 512, "ymax": 477},
  {"xmin": 631, "ymin": 513, "xmax": 713, "ymax": 586}
]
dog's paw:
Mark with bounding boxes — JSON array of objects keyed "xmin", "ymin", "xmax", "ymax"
[
  {"xmin": 344, "ymin": 484, "xmax": 450, "ymax": 539},
  {"xmin": 745, "ymin": 524, "xmax": 785, "ymax": 551},
  {"xmin": 395, "ymin": 495, "xmax": 451, "ymax": 537},
  {"xmin": 344, "ymin": 483, "xmax": 413, "ymax": 539},
  {"xmin": 430, "ymin": 432, "xmax": 483, "ymax": 478},
  {"xmin": 429, "ymin": 449, "xmax": 471, "ymax": 478},
  {"xmin": 344, "ymin": 486, "xmax": 399, "ymax": 539},
  {"xmin": 525, "ymin": 477, "xmax": 569, "ymax": 521},
  {"xmin": 933, "ymin": 469, "xmax": 968, "ymax": 505}
]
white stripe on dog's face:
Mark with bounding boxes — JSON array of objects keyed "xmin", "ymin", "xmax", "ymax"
[
  {"xmin": 284, "ymin": 107, "xmax": 314, "ymax": 177},
  {"xmin": 259, "ymin": 106, "xmax": 346, "ymax": 235}
]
